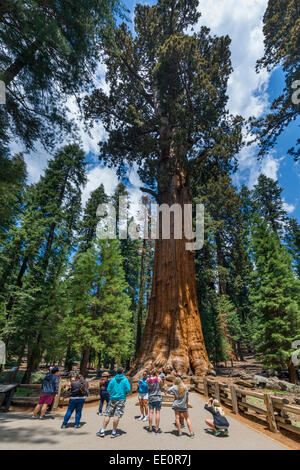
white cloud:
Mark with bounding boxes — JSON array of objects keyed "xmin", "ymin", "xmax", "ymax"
[
  {"xmin": 81, "ymin": 165, "xmax": 119, "ymax": 207},
  {"xmin": 282, "ymin": 200, "xmax": 295, "ymax": 214},
  {"xmin": 261, "ymin": 153, "xmax": 282, "ymax": 181},
  {"xmin": 196, "ymin": 0, "xmax": 270, "ymax": 118},
  {"xmin": 10, "ymin": 61, "xmax": 109, "ymax": 184},
  {"xmin": 196, "ymin": 0, "xmax": 275, "ymax": 190}
]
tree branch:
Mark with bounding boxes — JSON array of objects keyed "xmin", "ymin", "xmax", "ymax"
[{"xmin": 140, "ymin": 187, "xmax": 158, "ymax": 200}]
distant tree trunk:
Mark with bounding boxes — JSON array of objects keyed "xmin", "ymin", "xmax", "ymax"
[
  {"xmin": 22, "ymin": 335, "xmax": 42, "ymax": 383},
  {"xmin": 136, "ymin": 238, "xmax": 146, "ymax": 355},
  {"xmin": 216, "ymin": 234, "xmax": 226, "ymax": 296},
  {"xmin": 80, "ymin": 348, "xmax": 91, "ymax": 378},
  {"xmin": 131, "ymin": 156, "xmax": 212, "ymax": 377},
  {"xmin": 288, "ymin": 358, "xmax": 299, "ymax": 384},
  {"xmin": 22, "ymin": 350, "xmax": 35, "ymax": 384},
  {"xmin": 237, "ymin": 341, "xmax": 244, "ymax": 361},
  {"xmin": 16, "ymin": 346, "xmax": 25, "ymax": 369},
  {"xmin": 65, "ymin": 345, "xmax": 75, "ymax": 372}
]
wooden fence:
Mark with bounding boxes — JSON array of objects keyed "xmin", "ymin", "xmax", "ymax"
[
  {"xmin": 11, "ymin": 376, "xmax": 300, "ymax": 438},
  {"xmin": 194, "ymin": 377, "xmax": 300, "ymax": 437}
]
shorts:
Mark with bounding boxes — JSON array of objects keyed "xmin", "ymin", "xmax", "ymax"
[
  {"xmin": 138, "ymin": 393, "xmax": 148, "ymax": 400},
  {"xmin": 148, "ymin": 400, "xmax": 162, "ymax": 411},
  {"xmin": 38, "ymin": 394, "xmax": 54, "ymax": 405},
  {"xmin": 172, "ymin": 407, "xmax": 188, "ymax": 413},
  {"xmin": 104, "ymin": 400, "xmax": 126, "ymax": 418}
]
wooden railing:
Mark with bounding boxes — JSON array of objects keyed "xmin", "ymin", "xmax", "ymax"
[
  {"xmin": 193, "ymin": 377, "xmax": 300, "ymax": 437},
  {"xmin": 12, "ymin": 376, "xmax": 300, "ymax": 439}
]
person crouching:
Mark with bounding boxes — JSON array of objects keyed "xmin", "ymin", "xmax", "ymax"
[{"xmin": 204, "ymin": 397, "xmax": 229, "ymax": 436}]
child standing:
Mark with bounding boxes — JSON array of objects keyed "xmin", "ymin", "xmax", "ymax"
[
  {"xmin": 166, "ymin": 377, "xmax": 194, "ymax": 438},
  {"xmin": 137, "ymin": 371, "xmax": 149, "ymax": 421},
  {"xmin": 204, "ymin": 397, "xmax": 229, "ymax": 436},
  {"xmin": 97, "ymin": 372, "xmax": 110, "ymax": 415}
]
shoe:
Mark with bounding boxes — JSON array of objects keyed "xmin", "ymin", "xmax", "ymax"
[
  {"xmin": 214, "ymin": 429, "xmax": 222, "ymax": 437},
  {"xmin": 96, "ymin": 431, "xmax": 105, "ymax": 438},
  {"xmin": 138, "ymin": 415, "xmax": 144, "ymax": 420},
  {"xmin": 142, "ymin": 415, "xmax": 148, "ymax": 421},
  {"xmin": 155, "ymin": 428, "xmax": 162, "ymax": 434},
  {"xmin": 111, "ymin": 431, "xmax": 118, "ymax": 438},
  {"xmin": 146, "ymin": 427, "xmax": 153, "ymax": 433},
  {"xmin": 39, "ymin": 416, "xmax": 46, "ymax": 420},
  {"xmin": 189, "ymin": 433, "xmax": 195, "ymax": 438},
  {"xmin": 180, "ymin": 423, "xmax": 185, "ymax": 428},
  {"xmin": 31, "ymin": 415, "xmax": 39, "ymax": 419},
  {"xmin": 178, "ymin": 432, "xmax": 182, "ymax": 436},
  {"xmin": 61, "ymin": 424, "xmax": 66, "ymax": 429},
  {"xmin": 223, "ymin": 429, "xmax": 229, "ymax": 437},
  {"xmin": 75, "ymin": 424, "xmax": 83, "ymax": 428}
]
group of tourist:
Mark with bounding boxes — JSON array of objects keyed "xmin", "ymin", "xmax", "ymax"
[{"xmin": 32, "ymin": 366, "xmax": 230, "ymax": 438}]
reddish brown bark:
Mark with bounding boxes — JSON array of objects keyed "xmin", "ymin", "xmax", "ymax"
[{"xmin": 131, "ymin": 163, "xmax": 212, "ymax": 377}]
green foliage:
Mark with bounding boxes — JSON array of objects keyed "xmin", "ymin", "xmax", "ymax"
[
  {"xmin": 84, "ymin": 0, "xmax": 243, "ymax": 187},
  {"xmin": 0, "ymin": 0, "xmax": 125, "ymax": 151},
  {"xmin": 63, "ymin": 238, "xmax": 133, "ymax": 365},
  {"xmin": 252, "ymin": 174, "xmax": 287, "ymax": 235},
  {"xmin": 249, "ymin": 217, "xmax": 300, "ymax": 369},
  {"xmin": 285, "ymin": 217, "xmax": 300, "ymax": 278},
  {"xmin": 0, "ymin": 153, "xmax": 26, "ymax": 244},
  {"xmin": 252, "ymin": 0, "xmax": 300, "ymax": 160}
]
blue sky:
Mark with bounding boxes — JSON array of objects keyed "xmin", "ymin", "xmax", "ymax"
[{"xmin": 15, "ymin": 0, "xmax": 299, "ymax": 222}]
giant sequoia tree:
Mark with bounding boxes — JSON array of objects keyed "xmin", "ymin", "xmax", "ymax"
[{"xmin": 84, "ymin": 0, "xmax": 242, "ymax": 376}]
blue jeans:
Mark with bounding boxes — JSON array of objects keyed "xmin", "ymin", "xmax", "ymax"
[
  {"xmin": 63, "ymin": 398, "xmax": 85, "ymax": 426},
  {"xmin": 98, "ymin": 392, "xmax": 110, "ymax": 413}
]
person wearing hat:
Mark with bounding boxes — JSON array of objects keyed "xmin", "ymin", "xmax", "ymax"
[
  {"xmin": 204, "ymin": 397, "xmax": 230, "ymax": 436},
  {"xmin": 32, "ymin": 366, "xmax": 59, "ymax": 419},
  {"xmin": 97, "ymin": 372, "xmax": 110, "ymax": 415},
  {"xmin": 96, "ymin": 368, "xmax": 130, "ymax": 438}
]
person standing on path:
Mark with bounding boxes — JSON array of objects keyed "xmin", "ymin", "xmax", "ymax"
[
  {"xmin": 166, "ymin": 377, "xmax": 195, "ymax": 437},
  {"xmin": 146, "ymin": 369, "xmax": 163, "ymax": 433},
  {"xmin": 97, "ymin": 372, "xmax": 110, "ymax": 415},
  {"xmin": 137, "ymin": 371, "xmax": 149, "ymax": 421},
  {"xmin": 61, "ymin": 373, "xmax": 89, "ymax": 429},
  {"xmin": 96, "ymin": 368, "xmax": 130, "ymax": 438},
  {"xmin": 32, "ymin": 366, "xmax": 59, "ymax": 419},
  {"xmin": 204, "ymin": 397, "xmax": 230, "ymax": 436}
]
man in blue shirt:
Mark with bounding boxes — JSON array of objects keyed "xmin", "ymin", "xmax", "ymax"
[
  {"xmin": 137, "ymin": 370, "xmax": 149, "ymax": 421},
  {"xmin": 96, "ymin": 368, "xmax": 130, "ymax": 438}
]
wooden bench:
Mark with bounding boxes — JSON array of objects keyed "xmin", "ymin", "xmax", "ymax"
[{"xmin": 0, "ymin": 367, "xmax": 19, "ymax": 412}]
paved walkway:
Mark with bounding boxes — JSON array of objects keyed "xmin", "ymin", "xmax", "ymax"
[{"xmin": 0, "ymin": 393, "xmax": 286, "ymax": 450}]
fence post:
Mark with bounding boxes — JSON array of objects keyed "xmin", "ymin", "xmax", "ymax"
[
  {"xmin": 203, "ymin": 378, "xmax": 208, "ymax": 397},
  {"xmin": 51, "ymin": 379, "xmax": 62, "ymax": 411},
  {"xmin": 215, "ymin": 381, "xmax": 221, "ymax": 402},
  {"xmin": 264, "ymin": 393, "xmax": 278, "ymax": 432},
  {"xmin": 230, "ymin": 385, "xmax": 239, "ymax": 414}
]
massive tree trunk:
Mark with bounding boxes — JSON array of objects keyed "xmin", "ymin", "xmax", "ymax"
[
  {"xmin": 131, "ymin": 157, "xmax": 212, "ymax": 377},
  {"xmin": 135, "ymin": 238, "xmax": 146, "ymax": 355}
]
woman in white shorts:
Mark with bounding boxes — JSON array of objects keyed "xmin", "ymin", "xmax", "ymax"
[{"xmin": 137, "ymin": 371, "xmax": 149, "ymax": 421}]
